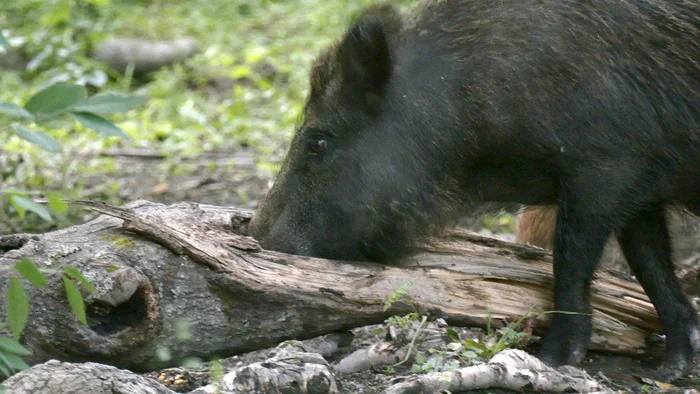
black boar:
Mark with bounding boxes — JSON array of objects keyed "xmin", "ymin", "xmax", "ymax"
[{"xmin": 251, "ymin": 0, "xmax": 700, "ymax": 381}]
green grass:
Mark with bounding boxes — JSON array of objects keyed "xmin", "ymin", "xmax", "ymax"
[
  {"xmin": 0, "ymin": 0, "xmax": 418, "ymax": 233},
  {"xmin": 2, "ymin": 0, "xmax": 400, "ymax": 156}
]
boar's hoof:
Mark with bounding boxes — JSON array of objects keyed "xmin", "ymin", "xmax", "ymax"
[
  {"xmin": 655, "ymin": 361, "xmax": 691, "ymax": 383},
  {"xmin": 535, "ymin": 334, "xmax": 589, "ymax": 368},
  {"xmin": 656, "ymin": 324, "xmax": 700, "ymax": 382}
]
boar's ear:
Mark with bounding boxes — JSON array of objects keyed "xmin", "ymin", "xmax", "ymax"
[{"xmin": 337, "ymin": 6, "xmax": 398, "ymax": 103}]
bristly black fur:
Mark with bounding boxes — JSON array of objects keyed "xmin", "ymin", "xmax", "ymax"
[{"xmin": 250, "ymin": 0, "xmax": 700, "ymax": 382}]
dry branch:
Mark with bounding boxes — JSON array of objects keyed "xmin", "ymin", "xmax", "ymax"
[{"xmin": 384, "ymin": 349, "xmax": 610, "ymax": 394}]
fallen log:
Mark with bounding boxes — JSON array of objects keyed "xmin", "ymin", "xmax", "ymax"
[{"xmin": 0, "ymin": 200, "xmax": 673, "ymax": 373}]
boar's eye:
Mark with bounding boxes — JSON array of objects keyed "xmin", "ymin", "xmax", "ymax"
[{"xmin": 309, "ymin": 139, "xmax": 327, "ymax": 154}]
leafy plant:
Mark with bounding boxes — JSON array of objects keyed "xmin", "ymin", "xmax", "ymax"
[
  {"xmin": 1, "ymin": 260, "xmax": 45, "ymax": 379},
  {"xmin": 1, "ymin": 83, "xmax": 145, "ymax": 151},
  {"xmin": 1, "ymin": 259, "xmax": 96, "ymax": 380},
  {"xmin": 0, "ymin": 82, "xmax": 145, "ymax": 223},
  {"xmin": 391, "ymin": 314, "xmax": 428, "ymax": 369},
  {"xmin": 406, "ymin": 308, "xmax": 541, "ymax": 375},
  {"xmin": 381, "ymin": 364, "xmax": 395, "ymax": 375},
  {"xmin": 410, "ymin": 351, "xmax": 460, "ymax": 374},
  {"xmin": 5, "ymin": 259, "xmax": 47, "ymax": 341},
  {"xmin": 455, "ymin": 309, "xmax": 537, "ymax": 365},
  {"xmin": 383, "ymin": 280, "xmax": 414, "ymax": 311},
  {"xmin": 459, "ymin": 327, "xmax": 529, "ymax": 363},
  {"xmin": 61, "ymin": 266, "xmax": 97, "ymax": 325},
  {"xmin": 209, "ymin": 358, "xmax": 224, "ymax": 394},
  {"xmin": 0, "ymin": 331, "xmax": 31, "ymax": 380},
  {"xmin": 385, "ymin": 312, "xmax": 420, "ymax": 330}
]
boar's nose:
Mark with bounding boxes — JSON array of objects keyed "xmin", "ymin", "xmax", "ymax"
[
  {"xmin": 253, "ymin": 210, "xmax": 312, "ymax": 257},
  {"xmin": 248, "ymin": 212, "xmax": 268, "ymax": 240}
]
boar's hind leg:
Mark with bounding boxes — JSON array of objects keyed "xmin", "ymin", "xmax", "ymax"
[
  {"xmin": 616, "ymin": 205, "xmax": 700, "ymax": 382},
  {"xmin": 536, "ymin": 193, "xmax": 612, "ymax": 367}
]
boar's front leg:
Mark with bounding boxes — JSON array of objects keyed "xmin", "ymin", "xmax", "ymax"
[{"xmin": 536, "ymin": 191, "xmax": 612, "ymax": 367}]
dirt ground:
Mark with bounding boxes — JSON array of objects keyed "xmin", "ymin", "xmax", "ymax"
[
  {"xmin": 83, "ymin": 148, "xmax": 274, "ymax": 211},
  {"xmin": 91, "ymin": 147, "xmax": 700, "ymax": 393}
]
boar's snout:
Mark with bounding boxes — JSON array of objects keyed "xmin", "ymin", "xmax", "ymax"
[{"xmin": 249, "ymin": 207, "xmax": 311, "ymax": 257}]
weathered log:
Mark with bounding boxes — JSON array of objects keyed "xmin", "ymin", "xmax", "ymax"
[{"xmin": 0, "ymin": 200, "xmax": 678, "ymax": 373}]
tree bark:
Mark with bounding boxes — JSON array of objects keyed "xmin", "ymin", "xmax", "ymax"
[{"xmin": 0, "ymin": 200, "xmax": 678, "ymax": 373}]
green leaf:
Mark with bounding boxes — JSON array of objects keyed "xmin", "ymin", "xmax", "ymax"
[
  {"xmin": 24, "ymin": 83, "xmax": 87, "ymax": 117},
  {"xmin": 69, "ymin": 111, "xmax": 129, "ymax": 139},
  {"xmin": 490, "ymin": 342, "xmax": 505, "ymax": 355},
  {"xmin": 210, "ymin": 359, "xmax": 224, "ymax": 383},
  {"xmin": 383, "ymin": 280, "xmax": 414, "ymax": 311},
  {"xmin": 12, "ymin": 125, "xmax": 61, "ymax": 153},
  {"xmin": 156, "ymin": 346, "xmax": 171, "ymax": 362},
  {"xmin": 62, "ymin": 267, "xmax": 96, "ymax": 294},
  {"xmin": 181, "ymin": 357, "xmax": 204, "ymax": 369},
  {"xmin": 71, "ymin": 92, "xmax": 147, "ymax": 115},
  {"xmin": 446, "ymin": 327, "xmax": 460, "ymax": 342},
  {"xmin": 10, "ymin": 195, "xmax": 52, "ymax": 222},
  {"xmin": 3, "ymin": 353, "xmax": 29, "ymax": 372},
  {"xmin": 6, "ymin": 192, "xmax": 26, "ymax": 218},
  {"xmin": 174, "ymin": 319, "xmax": 192, "ymax": 342},
  {"xmin": 0, "ymin": 337, "xmax": 31, "ymax": 356},
  {"xmin": 14, "ymin": 259, "xmax": 47, "ymax": 288},
  {"xmin": 0, "ymin": 103, "xmax": 34, "ymax": 120},
  {"xmin": 62, "ymin": 276, "xmax": 87, "ymax": 325},
  {"xmin": 231, "ymin": 65, "xmax": 252, "ymax": 79},
  {"xmin": 0, "ymin": 30, "xmax": 8, "ymax": 48},
  {"xmin": 463, "ymin": 339, "xmax": 486, "ymax": 351},
  {"xmin": 460, "ymin": 350, "xmax": 479, "ymax": 360},
  {"xmin": 6, "ymin": 278, "xmax": 29, "ymax": 341},
  {"xmin": 47, "ymin": 193, "xmax": 68, "ymax": 214},
  {"xmin": 244, "ymin": 46, "xmax": 267, "ymax": 64},
  {"xmin": 41, "ymin": 1, "xmax": 71, "ymax": 27},
  {"xmin": 0, "ymin": 351, "xmax": 12, "ymax": 376}
]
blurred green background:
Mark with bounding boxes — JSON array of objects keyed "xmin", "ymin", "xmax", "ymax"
[{"xmin": 0, "ymin": 0, "xmax": 515, "ymax": 237}]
